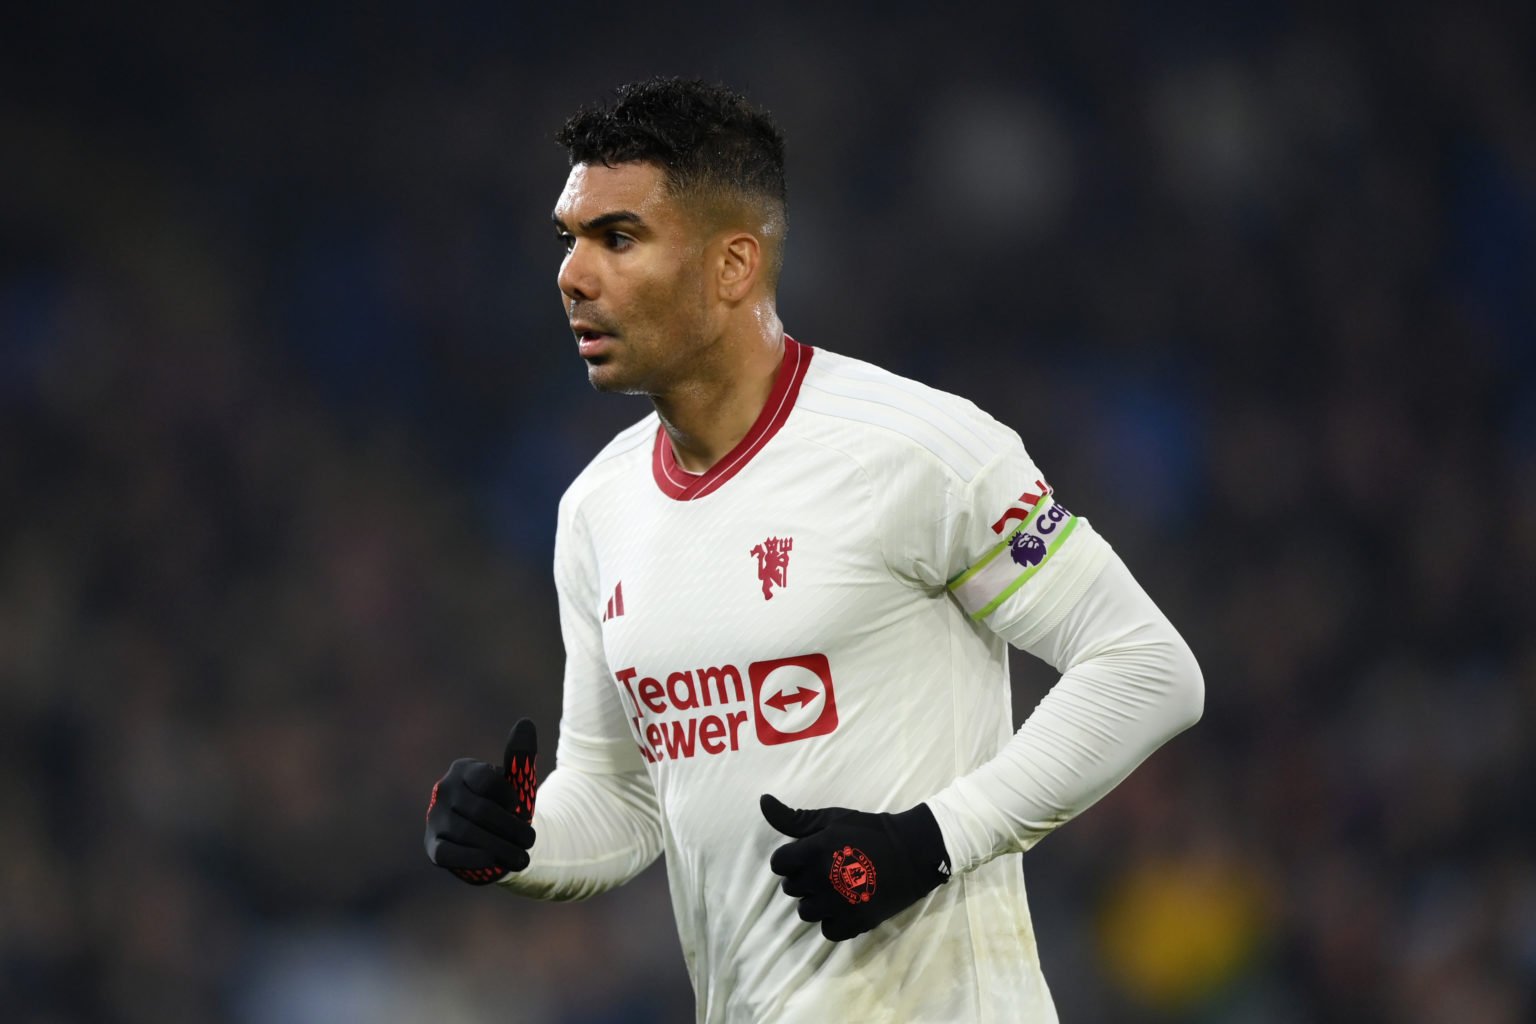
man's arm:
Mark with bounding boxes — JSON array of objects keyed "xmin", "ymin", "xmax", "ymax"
[
  {"xmin": 765, "ymin": 541, "xmax": 1199, "ymax": 938},
  {"xmin": 926, "ymin": 546, "xmax": 1203, "ymax": 872},
  {"xmin": 925, "ymin": 439, "xmax": 1204, "ymax": 869},
  {"xmin": 427, "ymin": 486, "xmax": 663, "ymax": 897},
  {"xmin": 425, "ymin": 725, "xmax": 662, "ymax": 900},
  {"xmin": 495, "ymin": 753, "xmax": 662, "ymax": 901},
  {"xmin": 766, "ymin": 427, "xmax": 1200, "ymax": 939},
  {"xmin": 501, "ymin": 488, "xmax": 663, "ymax": 899}
]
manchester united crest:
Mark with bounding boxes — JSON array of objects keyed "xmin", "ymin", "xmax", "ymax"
[
  {"xmin": 750, "ymin": 536, "xmax": 792, "ymax": 600},
  {"xmin": 829, "ymin": 844, "xmax": 877, "ymax": 904}
]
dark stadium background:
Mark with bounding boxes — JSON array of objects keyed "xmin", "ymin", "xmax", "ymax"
[{"xmin": 3, "ymin": 3, "xmax": 1533, "ymax": 1021}]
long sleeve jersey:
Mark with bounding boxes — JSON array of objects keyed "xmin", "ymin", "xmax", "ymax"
[{"xmin": 499, "ymin": 337, "xmax": 1203, "ymax": 1022}]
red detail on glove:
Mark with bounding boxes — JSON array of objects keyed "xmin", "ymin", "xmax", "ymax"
[
  {"xmin": 829, "ymin": 845, "xmax": 877, "ymax": 905},
  {"xmin": 508, "ymin": 755, "xmax": 537, "ymax": 822}
]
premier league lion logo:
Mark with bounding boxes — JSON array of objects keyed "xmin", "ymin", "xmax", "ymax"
[{"xmin": 1009, "ymin": 530, "xmax": 1046, "ymax": 568}]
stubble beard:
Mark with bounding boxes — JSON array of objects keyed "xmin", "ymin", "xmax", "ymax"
[
  {"xmin": 583, "ymin": 268, "xmax": 714, "ymax": 398},
  {"xmin": 587, "ymin": 317, "xmax": 711, "ymax": 401},
  {"xmin": 584, "ymin": 341, "xmax": 669, "ymax": 398},
  {"xmin": 586, "ymin": 362, "xmax": 647, "ymax": 396}
]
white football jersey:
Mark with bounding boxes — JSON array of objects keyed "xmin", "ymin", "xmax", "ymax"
[{"xmin": 527, "ymin": 337, "xmax": 1113, "ymax": 1022}]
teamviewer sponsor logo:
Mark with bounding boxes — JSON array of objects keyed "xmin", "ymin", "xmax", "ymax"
[
  {"xmin": 748, "ymin": 654, "xmax": 838, "ymax": 745},
  {"xmin": 615, "ymin": 654, "xmax": 838, "ymax": 763}
]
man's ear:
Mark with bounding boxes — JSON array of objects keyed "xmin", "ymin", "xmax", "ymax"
[{"xmin": 717, "ymin": 232, "xmax": 761, "ymax": 302}]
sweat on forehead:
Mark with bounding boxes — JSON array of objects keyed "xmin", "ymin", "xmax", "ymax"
[{"xmin": 552, "ymin": 162, "xmax": 667, "ymax": 226}]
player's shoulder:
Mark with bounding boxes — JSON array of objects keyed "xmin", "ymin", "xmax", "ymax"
[
  {"xmin": 558, "ymin": 411, "xmax": 657, "ymax": 517},
  {"xmin": 794, "ymin": 347, "xmax": 1021, "ymax": 483}
]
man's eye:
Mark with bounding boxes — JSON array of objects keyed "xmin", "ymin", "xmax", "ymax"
[
  {"xmin": 606, "ymin": 232, "xmax": 633, "ymax": 250},
  {"xmin": 557, "ymin": 233, "xmax": 575, "ymax": 252}
]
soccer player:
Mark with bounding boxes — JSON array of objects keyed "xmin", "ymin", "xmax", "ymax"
[{"xmin": 425, "ymin": 78, "xmax": 1203, "ymax": 1022}]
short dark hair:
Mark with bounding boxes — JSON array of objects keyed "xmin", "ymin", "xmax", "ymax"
[{"xmin": 556, "ymin": 77, "xmax": 787, "ymax": 213}]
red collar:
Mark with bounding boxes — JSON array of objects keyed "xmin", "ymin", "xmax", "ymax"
[{"xmin": 651, "ymin": 335, "xmax": 813, "ymax": 501}]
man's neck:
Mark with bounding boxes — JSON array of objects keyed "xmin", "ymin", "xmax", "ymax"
[{"xmin": 654, "ymin": 316, "xmax": 785, "ymax": 474}]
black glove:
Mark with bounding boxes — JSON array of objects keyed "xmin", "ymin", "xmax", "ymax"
[
  {"xmin": 424, "ymin": 719, "xmax": 539, "ymax": 885},
  {"xmin": 762, "ymin": 793, "xmax": 951, "ymax": 941}
]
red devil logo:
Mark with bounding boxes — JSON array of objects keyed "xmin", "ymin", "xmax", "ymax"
[{"xmin": 750, "ymin": 536, "xmax": 793, "ymax": 600}]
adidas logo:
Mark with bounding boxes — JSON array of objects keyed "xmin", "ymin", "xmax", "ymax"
[{"xmin": 602, "ymin": 581, "xmax": 625, "ymax": 622}]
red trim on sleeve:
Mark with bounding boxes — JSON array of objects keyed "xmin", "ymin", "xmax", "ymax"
[{"xmin": 652, "ymin": 336, "xmax": 813, "ymax": 501}]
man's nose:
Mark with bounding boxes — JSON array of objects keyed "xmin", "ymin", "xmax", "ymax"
[{"xmin": 558, "ymin": 243, "xmax": 596, "ymax": 303}]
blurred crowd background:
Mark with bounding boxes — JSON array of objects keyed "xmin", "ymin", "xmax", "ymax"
[{"xmin": 3, "ymin": 2, "xmax": 1533, "ymax": 1021}]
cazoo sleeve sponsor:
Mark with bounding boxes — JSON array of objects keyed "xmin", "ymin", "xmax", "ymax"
[{"xmin": 615, "ymin": 654, "xmax": 838, "ymax": 763}]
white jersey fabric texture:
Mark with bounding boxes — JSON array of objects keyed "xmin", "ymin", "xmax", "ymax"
[{"xmin": 500, "ymin": 338, "xmax": 1203, "ymax": 1022}]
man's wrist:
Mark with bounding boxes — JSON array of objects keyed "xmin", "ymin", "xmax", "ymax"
[{"xmin": 892, "ymin": 803, "xmax": 952, "ymax": 887}]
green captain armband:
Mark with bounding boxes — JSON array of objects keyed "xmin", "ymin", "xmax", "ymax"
[{"xmin": 947, "ymin": 496, "xmax": 1080, "ymax": 621}]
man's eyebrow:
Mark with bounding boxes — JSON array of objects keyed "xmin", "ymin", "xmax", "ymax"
[{"xmin": 551, "ymin": 210, "xmax": 647, "ymax": 233}]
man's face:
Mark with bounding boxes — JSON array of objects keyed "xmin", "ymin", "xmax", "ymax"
[{"xmin": 553, "ymin": 161, "xmax": 715, "ymax": 395}]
